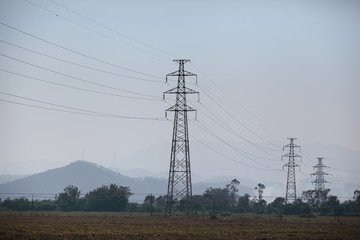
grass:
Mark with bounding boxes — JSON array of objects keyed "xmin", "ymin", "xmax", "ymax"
[{"xmin": 0, "ymin": 211, "xmax": 359, "ymax": 239}]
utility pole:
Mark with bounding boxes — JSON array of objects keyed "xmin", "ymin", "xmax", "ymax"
[
  {"xmin": 311, "ymin": 157, "xmax": 330, "ymax": 204},
  {"xmin": 150, "ymin": 193, "xmax": 153, "ymax": 217},
  {"xmin": 31, "ymin": 195, "xmax": 34, "ymax": 215},
  {"xmin": 282, "ymin": 138, "xmax": 302, "ymax": 203},
  {"xmin": 163, "ymin": 59, "xmax": 198, "ymax": 216}
]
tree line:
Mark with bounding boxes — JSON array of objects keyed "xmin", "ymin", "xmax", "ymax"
[
  {"xmin": 0, "ymin": 184, "xmax": 131, "ymax": 212},
  {"xmin": 1, "ymin": 180, "xmax": 359, "ymax": 216}
]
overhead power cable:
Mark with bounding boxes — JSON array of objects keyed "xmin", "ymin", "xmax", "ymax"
[
  {"xmin": 199, "ymin": 85, "xmax": 282, "ymax": 150},
  {"xmin": 191, "ymin": 62, "xmax": 288, "ymax": 139},
  {"xmin": 0, "ymin": 21, "xmax": 163, "ymax": 79},
  {"xmin": 0, "ymin": 192, "xmax": 355, "ymax": 200},
  {"xmin": 165, "ymin": 82, "xmax": 280, "ymax": 159},
  {"xmin": 0, "ymin": 68, "xmax": 160, "ymax": 101},
  {"xmin": 192, "ymin": 120, "xmax": 280, "ymax": 171},
  {"xmin": 0, "ymin": 39, "xmax": 163, "ymax": 83},
  {"xmin": 48, "ymin": 0, "xmax": 178, "ymax": 59},
  {"xmin": 194, "ymin": 106, "xmax": 279, "ymax": 161},
  {"xmin": 0, "ymin": 53, "xmax": 161, "ymax": 100},
  {"xmin": 196, "ymin": 101, "xmax": 280, "ymax": 158},
  {"xmin": 24, "ymin": 0, "xmax": 170, "ymax": 61},
  {"xmin": 0, "ymin": 92, "xmax": 166, "ymax": 121},
  {"xmin": 165, "ymin": 82, "xmax": 280, "ymax": 157},
  {"xmin": 189, "ymin": 133, "xmax": 280, "ymax": 172}
]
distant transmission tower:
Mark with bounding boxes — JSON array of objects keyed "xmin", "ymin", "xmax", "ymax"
[
  {"xmin": 282, "ymin": 138, "xmax": 302, "ymax": 203},
  {"xmin": 311, "ymin": 157, "xmax": 330, "ymax": 203},
  {"xmin": 163, "ymin": 59, "xmax": 198, "ymax": 216}
]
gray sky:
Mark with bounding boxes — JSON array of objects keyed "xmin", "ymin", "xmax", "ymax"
[{"xmin": 0, "ymin": 0, "xmax": 359, "ymax": 198}]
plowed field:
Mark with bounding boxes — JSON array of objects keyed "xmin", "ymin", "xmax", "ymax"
[{"xmin": 1, "ymin": 212, "xmax": 359, "ymax": 239}]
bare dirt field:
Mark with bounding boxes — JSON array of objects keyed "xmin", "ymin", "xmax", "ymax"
[{"xmin": 1, "ymin": 212, "xmax": 359, "ymax": 240}]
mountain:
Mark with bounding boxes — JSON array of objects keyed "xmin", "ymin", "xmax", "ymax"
[
  {"xmin": 0, "ymin": 161, "xmax": 162, "ymax": 202},
  {"xmin": 0, "ymin": 174, "xmax": 29, "ymax": 184},
  {"xmin": 0, "ymin": 160, "xmax": 252, "ymax": 202}
]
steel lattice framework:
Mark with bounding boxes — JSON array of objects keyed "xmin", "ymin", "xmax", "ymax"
[
  {"xmin": 311, "ymin": 157, "xmax": 330, "ymax": 191},
  {"xmin": 282, "ymin": 138, "xmax": 302, "ymax": 203},
  {"xmin": 163, "ymin": 59, "xmax": 198, "ymax": 216}
]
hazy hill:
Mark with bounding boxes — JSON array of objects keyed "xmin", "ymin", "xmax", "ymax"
[
  {"xmin": 0, "ymin": 160, "xmax": 252, "ymax": 202},
  {"xmin": 0, "ymin": 174, "xmax": 29, "ymax": 184}
]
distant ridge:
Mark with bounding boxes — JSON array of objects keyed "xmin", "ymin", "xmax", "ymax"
[
  {"xmin": 0, "ymin": 174, "xmax": 29, "ymax": 184},
  {"xmin": 0, "ymin": 160, "xmax": 251, "ymax": 202},
  {"xmin": 0, "ymin": 160, "xmax": 167, "ymax": 201}
]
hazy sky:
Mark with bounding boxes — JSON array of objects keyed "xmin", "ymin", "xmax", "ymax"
[{"xmin": 0, "ymin": 0, "xmax": 359, "ymax": 197}]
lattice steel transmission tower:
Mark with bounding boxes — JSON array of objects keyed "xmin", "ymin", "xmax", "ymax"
[
  {"xmin": 163, "ymin": 59, "xmax": 198, "ymax": 216},
  {"xmin": 311, "ymin": 157, "xmax": 330, "ymax": 204},
  {"xmin": 282, "ymin": 138, "xmax": 302, "ymax": 203}
]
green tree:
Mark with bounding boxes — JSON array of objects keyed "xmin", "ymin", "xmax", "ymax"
[
  {"xmin": 143, "ymin": 194, "xmax": 155, "ymax": 205},
  {"xmin": 254, "ymin": 183, "xmax": 265, "ymax": 201},
  {"xmin": 142, "ymin": 194, "xmax": 155, "ymax": 212},
  {"xmin": 283, "ymin": 198, "xmax": 311, "ymax": 215},
  {"xmin": 84, "ymin": 184, "xmax": 131, "ymax": 212},
  {"xmin": 226, "ymin": 179, "xmax": 240, "ymax": 205},
  {"xmin": 354, "ymin": 190, "xmax": 360, "ymax": 202},
  {"xmin": 191, "ymin": 195, "xmax": 205, "ymax": 212},
  {"xmin": 302, "ymin": 189, "xmax": 330, "ymax": 208},
  {"xmin": 237, "ymin": 193, "xmax": 250, "ymax": 212},
  {"xmin": 321, "ymin": 195, "xmax": 342, "ymax": 216},
  {"xmin": 204, "ymin": 187, "xmax": 231, "ymax": 211},
  {"xmin": 2, "ymin": 198, "xmax": 31, "ymax": 211},
  {"xmin": 56, "ymin": 185, "xmax": 81, "ymax": 211},
  {"xmin": 126, "ymin": 202, "xmax": 140, "ymax": 212},
  {"xmin": 267, "ymin": 197, "xmax": 286, "ymax": 214},
  {"xmin": 34, "ymin": 200, "xmax": 57, "ymax": 211},
  {"xmin": 155, "ymin": 195, "xmax": 167, "ymax": 210}
]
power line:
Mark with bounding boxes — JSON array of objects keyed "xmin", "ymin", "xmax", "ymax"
[
  {"xmin": 0, "ymin": 192, "xmax": 355, "ymax": 200},
  {"xmin": 48, "ymin": 0, "xmax": 178, "ymax": 59},
  {"xmin": 199, "ymin": 85, "xmax": 282, "ymax": 150},
  {"xmin": 0, "ymin": 53, "xmax": 161, "ymax": 100},
  {"xmin": 1, "ymin": 91, "xmax": 145, "ymax": 116},
  {"xmin": 190, "ymin": 133, "xmax": 281, "ymax": 172},
  {"xmin": 192, "ymin": 120, "xmax": 281, "ymax": 171},
  {"xmin": 191, "ymin": 62, "xmax": 288, "ymax": 139},
  {"xmin": 166, "ymin": 82, "xmax": 281, "ymax": 156},
  {"xmin": 0, "ymin": 94, "xmax": 166, "ymax": 121},
  {"xmin": 196, "ymin": 101, "xmax": 280, "ymax": 158},
  {"xmin": 0, "ymin": 21, "xmax": 163, "ymax": 79},
  {"xmin": 0, "ymin": 68, "xmax": 161, "ymax": 101},
  {"xmin": 193, "ymin": 109, "xmax": 279, "ymax": 162},
  {"xmin": 24, "ymin": 0, "xmax": 171, "ymax": 62},
  {"xmin": 166, "ymin": 82, "xmax": 281, "ymax": 161},
  {"xmin": 167, "ymin": 83, "xmax": 277, "ymax": 155},
  {"xmin": 0, "ymin": 39, "xmax": 164, "ymax": 84},
  {"xmin": 326, "ymin": 157, "xmax": 359, "ymax": 163}
]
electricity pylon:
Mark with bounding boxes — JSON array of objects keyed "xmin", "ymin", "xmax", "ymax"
[
  {"xmin": 311, "ymin": 157, "xmax": 330, "ymax": 191},
  {"xmin": 311, "ymin": 157, "xmax": 330, "ymax": 204},
  {"xmin": 163, "ymin": 59, "xmax": 198, "ymax": 216},
  {"xmin": 282, "ymin": 138, "xmax": 302, "ymax": 203}
]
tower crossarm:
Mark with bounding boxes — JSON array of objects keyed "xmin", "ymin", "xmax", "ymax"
[
  {"xmin": 281, "ymin": 153, "xmax": 302, "ymax": 160},
  {"xmin": 311, "ymin": 170, "xmax": 330, "ymax": 175},
  {"xmin": 313, "ymin": 163, "xmax": 329, "ymax": 168},
  {"xmin": 165, "ymin": 104, "xmax": 196, "ymax": 112},
  {"xmin": 163, "ymin": 87, "xmax": 199, "ymax": 96},
  {"xmin": 166, "ymin": 70, "xmax": 197, "ymax": 77}
]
